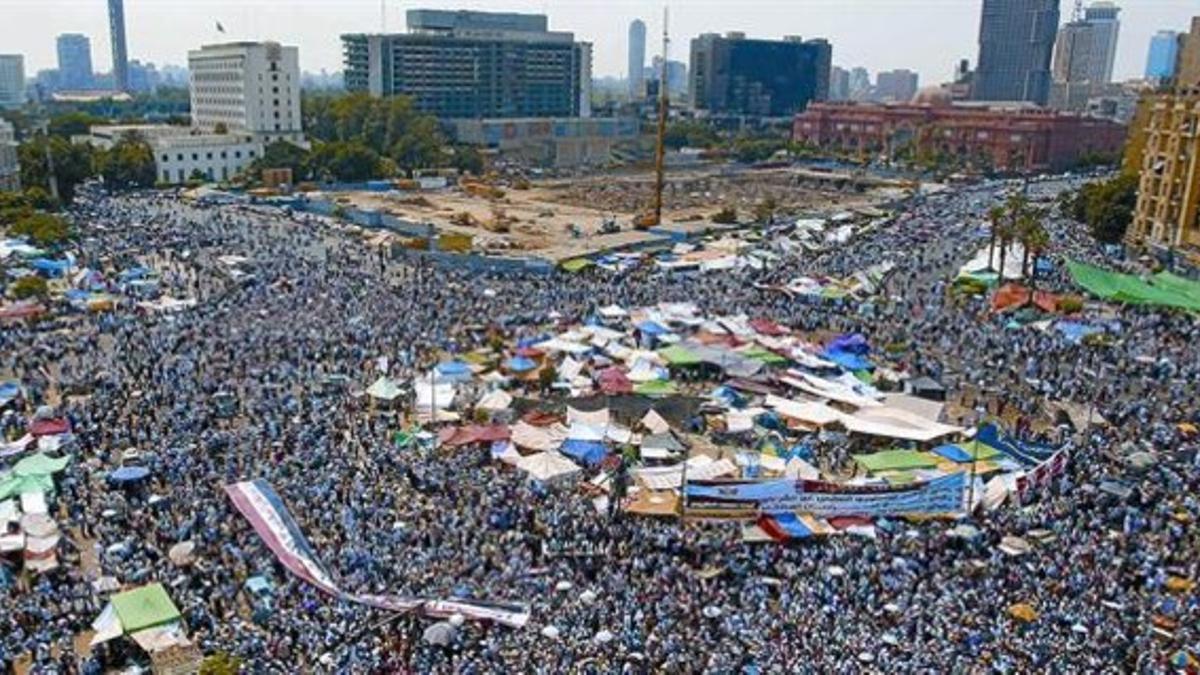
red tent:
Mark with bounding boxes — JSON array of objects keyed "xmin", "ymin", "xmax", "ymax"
[
  {"xmin": 596, "ymin": 367, "xmax": 634, "ymax": 395},
  {"xmin": 750, "ymin": 318, "xmax": 789, "ymax": 336},
  {"xmin": 30, "ymin": 418, "xmax": 71, "ymax": 437}
]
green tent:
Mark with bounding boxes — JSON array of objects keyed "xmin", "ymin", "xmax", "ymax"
[
  {"xmin": 740, "ymin": 346, "xmax": 789, "ymax": 365},
  {"xmin": 658, "ymin": 344, "xmax": 702, "ymax": 366},
  {"xmin": 0, "ymin": 471, "xmax": 56, "ymax": 500},
  {"xmin": 111, "ymin": 583, "xmax": 182, "ymax": 634},
  {"xmin": 634, "ymin": 380, "xmax": 678, "ymax": 397},
  {"xmin": 956, "ymin": 439, "xmax": 1004, "ymax": 461},
  {"xmin": 13, "ymin": 453, "xmax": 70, "ymax": 477},
  {"xmin": 1152, "ymin": 271, "xmax": 1200, "ymax": 300},
  {"xmin": 853, "ymin": 449, "xmax": 941, "ymax": 473},
  {"xmin": 1067, "ymin": 260, "xmax": 1200, "ymax": 311},
  {"xmin": 560, "ymin": 258, "xmax": 593, "ymax": 273}
]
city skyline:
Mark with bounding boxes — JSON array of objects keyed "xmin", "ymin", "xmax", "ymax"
[{"xmin": 2, "ymin": 0, "xmax": 1196, "ymax": 88}]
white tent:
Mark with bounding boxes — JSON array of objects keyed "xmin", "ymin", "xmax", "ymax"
[
  {"xmin": 598, "ymin": 304, "xmax": 628, "ymax": 319},
  {"xmin": 641, "ymin": 409, "xmax": 670, "ymax": 434},
  {"xmin": 567, "ymin": 407, "xmax": 610, "ymax": 428},
  {"xmin": 515, "ymin": 452, "xmax": 581, "ymax": 483},
  {"xmin": 366, "ymin": 376, "xmax": 404, "ymax": 401},
  {"xmin": 765, "ymin": 395, "xmax": 842, "ymax": 427},
  {"xmin": 477, "ymin": 389, "xmax": 513, "ymax": 412},
  {"xmin": 510, "ymin": 421, "xmax": 569, "ymax": 452}
]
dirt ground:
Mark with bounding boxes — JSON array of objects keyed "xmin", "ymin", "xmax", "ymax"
[{"xmin": 334, "ymin": 165, "xmax": 905, "ymax": 262}]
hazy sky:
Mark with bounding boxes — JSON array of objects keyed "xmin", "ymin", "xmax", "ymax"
[{"xmin": 2, "ymin": 0, "xmax": 1196, "ymax": 84}]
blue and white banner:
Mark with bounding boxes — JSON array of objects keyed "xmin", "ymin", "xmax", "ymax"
[
  {"xmin": 226, "ymin": 479, "xmax": 529, "ymax": 627},
  {"xmin": 687, "ymin": 473, "xmax": 966, "ymax": 517}
]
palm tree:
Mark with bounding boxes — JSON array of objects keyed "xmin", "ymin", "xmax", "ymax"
[
  {"xmin": 996, "ymin": 218, "xmax": 1016, "ymax": 284},
  {"xmin": 986, "ymin": 206, "xmax": 1004, "ymax": 273},
  {"xmin": 1023, "ymin": 220, "xmax": 1051, "ymax": 292}
]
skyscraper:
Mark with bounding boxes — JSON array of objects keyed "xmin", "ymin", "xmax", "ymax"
[
  {"xmin": 0, "ymin": 55, "xmax": 25, "ymax": 109},
  {"xmin": 972, "ymin": 0, "xmax": 1059, "ymax": 104},
  {"xmin": 56, "ymin": 33, "xmax": 94, "ymax": 90},
  {"xmin": 1145, "ymin": 31, "xmax": 1181, "ymax": 80},
  {"xmin": 109, "ymin": 0, "xmax": 129, "ymax": 91},
  {"xmin": 875, "ymin": 69, "xmax": 919, "ymax": 102},
  {"xmin": 1083, "ymin": 2, "xmax": 1120, "ymax": 85},
  {"xmin": 828, "ymin": 66, "xmax": 850, "ymax": 101},
  {"xmin": 628, "ymin": 19, "xmax": 646, "ymax": 100},
  {"xmin": 689, "ymin": 33, "xmax": 831, "ymax": 117},
  {"xmin": 849, "ymin": 67, "xmax": 871, "ymax": 101}
]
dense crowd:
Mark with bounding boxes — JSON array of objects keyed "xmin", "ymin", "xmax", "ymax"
[{"xmin": 1, "ymin": 176, "xmax": 1197, "ymax": 673}]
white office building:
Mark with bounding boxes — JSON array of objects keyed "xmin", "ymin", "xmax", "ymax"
[
  {"xmin": 0, "ymin": 119, "xmax": 19, "ymax": 192},
  {"xmin": 188, "ymin": 41, "xmax": 303, "ymax": 145},
  {"xmin": 0, "ymin": 55, "xmax": 26, "ymax": 109},
  {"xmin": 82, "ymin": 125, "xmax": 263, "ymax": 185}
]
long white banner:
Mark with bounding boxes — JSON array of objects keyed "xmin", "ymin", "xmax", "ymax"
[{"xmin": 225, "ymin": 479, "xmax": 529, "ymax": 627}]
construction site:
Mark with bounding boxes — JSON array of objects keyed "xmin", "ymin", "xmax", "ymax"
[{"xmin": 330, "ymin": 164, "xmax": 911, "ymax": 263}]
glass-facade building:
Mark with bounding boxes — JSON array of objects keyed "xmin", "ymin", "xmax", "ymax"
[
  {"xmin": 972, "ymin": 0, "xmax": 1059, "ymax": 105},
  {"xmin": 688, "ymin": 33, "xmax": 831, "ymax": 117},
  {"xmin": 1145, "ymin": 31, "xmax": 1180, "ymax": 80}
]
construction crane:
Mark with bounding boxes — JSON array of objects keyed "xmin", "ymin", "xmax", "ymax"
[{"xmin": 635, "ymin": 8, "xmax": 670, "ymax": 230}]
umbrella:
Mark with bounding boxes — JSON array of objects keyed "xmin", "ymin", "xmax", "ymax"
[
  {"xmin": 109, "ymin": 466, "xmax": 151, "ymax": 483},
  {"xmin": 541, "ymin": 625, "xmax": 560, "ymax": 639},
  {"xmin": 1008, "ymin": 603, "xmax": 1038, "ymax": 623},
  {"xmin": 826, "ymin": 565, "xmax": 846, "ymax": 577},
  {"xmin": 168, "ymin": 541, "xmax": 196, "ymax": 567},
  {"xmin": 702, "ymin": 605, "xmax": 722, "ymax": 618},
  {"xmin": 593, "ymin": 630, "xmax": 614, "ymax": 644},
  {"xmin": 422, "ymin": 622, "xmax": 457, "ymax": 647},
  {"xmin": 999, "ymin": 535, "xmax": 1032, "ymax": 557}
]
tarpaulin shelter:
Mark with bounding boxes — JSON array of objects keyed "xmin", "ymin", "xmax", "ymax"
[
  {"xmin": 634, "ymin": 380, "xmax": 678, "ymax": 397},
  {"xmin": 12, "ymin": 453, "xmax": 70, "ymax": 476},
  {"xmin": 515, "ymin": 452, "xmax": 582, "ymax": 483},
  {"xmin": 1066, "ymin": 260, "xmax": 1200, "ymax": 311},
  {"xmin": 92, "ymin": 583, "xmax": 183, "ymax": 647},
  {"xmin": 658, "ymin": 344, "xmax": 702, "ymax": 366},
  {"xmin": 853, "ymin": 449, "xmax": 941, "ymax": 473},
  {"xmin": 434, "ymin": 361, "xmax": 474, "ymax": 383},
  {"xmin": 366, "ymin": 376, "xmax": 404, "ymax": 401},
  {"xmin": 906, "ymin": 376, "xmax": 946, "ymax": 402},
  {"xmin": 29, "ymin": 417, "xmax": 70, "ymax": 437},
  {"xmin": 108, "ymin": 466, "xmax": 151, "ymax": 483},
  {"xmin": 504, "ymin": 356, "xmax": 538, "ymax": 373},
  {"xmin": 596, "ymin": 368, "xmax": 634, "ymax": 394},
  {"xmin": 0, "ymin": 382, "xmax": 20, "ymax": 406},
  {"xmin": 749, "ymin": 318, "xmax": 789, "ymax": 336}
]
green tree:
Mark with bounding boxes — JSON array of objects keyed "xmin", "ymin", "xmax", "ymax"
[
  {"xmin": 10, "ymin": 275, "xmax": 49, "ymax": 300},
  {"xmin": 48, "ymin": 111, "xmax": 106, "ymax": 138},
  {"xmin": 1072, "ymin": 174, "xmax": 1137, "ymax": 245},
  {"xmin": 308, "ymin": 141, "xmax": 383, "ymax": 182},
  {"xmin": 8, "ymin": 212, "xmax": 71, "ymax": 246},
  {"xmin": 986, "ymin": 205, "xmax": 1004, "ymax": 272},
  {"xmin": 448, "ymin": 145, "xmax": 484, "ymax": 175},
  {"xmin": 249, "ymin": 140, "xmax": 312, "ymax": 181},
  {"xmin": 18, "ymin": 135, "xmax": 97, "ymax": 202},
  {"xmin": 711, "ymin": 206, "xmax": 738, "ymax": 224},
  {"xmin": 752, "ymin": 197, "xmax": 778, "ymax": 224},
  {"xmin": 199, "ymin": 652, "xmax": 243, "ymax": 675},
  {"xmin": 663, "ymin": 121, "xmax": 719, "ymax": 150},
  {"xmin": 95, "ymin": 132, "xmax": 156, "ymax": 189}
]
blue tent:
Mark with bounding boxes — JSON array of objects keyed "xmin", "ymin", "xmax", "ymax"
[
  {"xmin": 505, "ymin": 356, "xmax": 537, "ymax": 373},
  {"xmin": 822, "ymin": 349, "xmax": 873, "ymax": 371},
  {"xmin": 977, "ymin": 423, "xmax": 1056, "ymax": 465},
  {"xmin": 31, "ymin": 258, "xmax": 71, "ymax": 277},
  {"xmin": 0, "ymin": 382, "xmax": 20, "ymax": 406},
  {"xmin": 932, "ymin": 444, "xmax": 972, "ymax": 463},
  {"xmin": 828, "ymin": 333, "xmax": 869, "ymax": 354},
  {"xmin": 559, "ymin": 439, "xmax": 609, "ymax": 466},
  {"xmin": 109, "ymin": 466, "xmax": 151, "ymax": 483},
  {"xmin": 435, "ymin": 361, "xmax": 473, "ymax": 382},
  {"xmin": 636, "ymin": 320, "xmax": 668, "ymax": 336}
]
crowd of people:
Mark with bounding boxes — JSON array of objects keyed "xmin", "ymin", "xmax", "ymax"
[{"xmin": 0, "ymin": 176, "xmax": 1197, "ymax": 673}]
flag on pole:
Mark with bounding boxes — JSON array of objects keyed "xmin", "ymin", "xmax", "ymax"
[{"xmin": 215, "ymin": 21, "xmax": 225, "ymax": 33}]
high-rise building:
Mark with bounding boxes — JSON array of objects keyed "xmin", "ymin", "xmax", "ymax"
[
  {"xmin": 0, "ymin": 55, "xmax": 26, "ymax": 109},
  {"xmin": 1145, "ymin": 31, "xmax": 1181, "ymax": 80},
  {"xmin": 875, "ymin": 69, "xmax": 919, "ymax": 102},
  {"xmin": 1083, "ymin": 2, "xmax": 1120, "ymax": 85},
  {"xmin": 849, "ymin": 67, "xmax": 871, "ymax": 101},
  {"xmin": 1178, "ymin": 17, "xmax": 1200, "ymax": 88},
  {"xmin": 828, "ymin": 66, "xmax": 850, "ymax": 101},
  {"xmin": 972, "ymin": 0, "xmax": 1058, "ymax": 104},
  {"xmin": 127, "ymin": 60, "xmax": 159, "ymax": 93},
  {"xmin": 56, "ymin": 33, "xmax": 94, "ymax": 90},
  {"xmin": 628, "ymin": 19, "xmax": 646, "ymax": 100},
  {"xmin": 648, "ymin": 57, "xmax": 688, "ymax": 97},
  {"xmin": 108, "ymin": 0, "xmax": 129, "ymax": 91},
  {"xmin": 688, "ymin": 32, "xmax": 831, "ymax": 117},
  {"xmin": 0, "ymin": 119, "xmax": 19, "ymax": 192},
  {"xmin": 343, "ymin": 10, "xmax": 592, "ymax": 119},
  {"xmin": 188, "ymin": 41, "xmax": 304, "ymax": 144},
  {"xmin": 1051, "ymin": 3, "xmax": 1120, "ymax": 111}
]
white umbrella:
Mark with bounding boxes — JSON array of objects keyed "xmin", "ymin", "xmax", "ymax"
[
  {"xmin": 540, "ymin": 625, "xmax": 560, "ymax": 639},
  {"xmin": 422, "ymin": 622, "xmax": 457, "ymax": 647},
  {"xmin": 702, "ymin": 605, "xmax": 722, "ymax": 618},
  {"xmin": 826, "ymin": 565, "xmax": 846, "ymax": 577},
  {"xmin": 168, "ymin": 541, "xmax": 197, "ymax": 566},
  {"xmin": 579, "ymin": 590, "xmax": 597, "ymax": 604},
  {"xmin": 594, "ymin": 630, "xmax": 614, "ymax": 644},
  {"xmin": 554, "ymin": 580, "xmax": 573, "ymax": 592}
]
